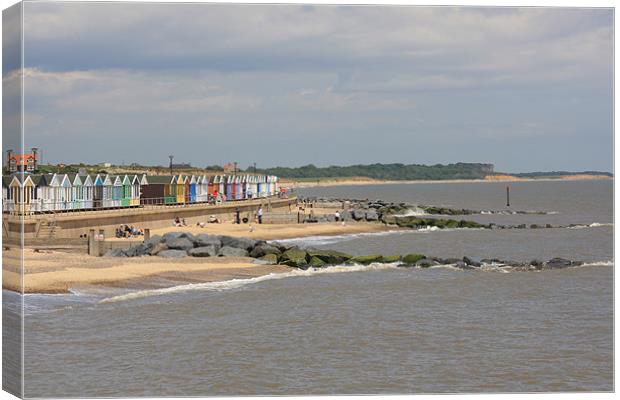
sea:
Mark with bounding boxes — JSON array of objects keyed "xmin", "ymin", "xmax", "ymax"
[{"xmin": 4, "ymin": 179, "xmax": 613, "ymax": 397}]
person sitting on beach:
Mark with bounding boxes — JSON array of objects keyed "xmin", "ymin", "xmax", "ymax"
[
  {"xmin": 208, "ymin": 215, "xmax": 220, "ymax": 224},
  {"xmin": 181, "ymin": 218, "xmax": 187, "ymax": 226},
  {"xmin": 248, "ymin": 224, "xmax": 254, "ymax": 233},
  {"xmin": 174, "ymin": 217, "xmax": 182, "ymax": 227}
]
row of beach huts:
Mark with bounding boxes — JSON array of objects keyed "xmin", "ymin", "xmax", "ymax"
[{"xmin": 2, "ymin": 173, "xmax": 281, "ymax": 214}]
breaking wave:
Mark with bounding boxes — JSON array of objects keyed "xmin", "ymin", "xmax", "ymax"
[{"xmin": 98, "ymin": 263, "xmax": 401, "ymax": 304}]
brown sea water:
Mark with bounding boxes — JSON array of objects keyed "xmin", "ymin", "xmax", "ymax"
[{"xmin": 8, "ymin": 180, "xmax": 613, "ymax": 397}]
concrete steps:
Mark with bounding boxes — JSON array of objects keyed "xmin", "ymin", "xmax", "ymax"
[{"xmin": 38, "ymin": 220, "xmax": 61, "ymax": 239}]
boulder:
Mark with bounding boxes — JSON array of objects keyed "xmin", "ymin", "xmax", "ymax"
[
  {"xmin": 217, "ymin": 246, "xmax": 249, "ymax": 257},
  {"xmin": 402, "ymin": 253, "xmax": 425, "ymax": 265},
  {"xmin": 305, "ymin": 248, "xmax": 351, "ymax": 264},
  {"xmin": 365, "ymin": 210, "xmax": 379, "ymax": 221},
  {"xmin": 380, "ymin": 255, "xmax": 402, "ymax": 263},
  {"xmin": 220, "ymin": 236, "xmax": 257, "ymax": 251},
  {"xmin": 258, "ymin": 253, "xmax": 279, "ymax": 265},
  {"xmin": 162, "ymin": 232, "xmax": 185, "ymax": 241},
  {"xmin": 350, "ymin": 254, "xmax": 383, "ymax": 265},
  {"xmin": 158, "ymin": 249, "xmax": 188, "ymax": 258},
  {"xmin": 149, "ymin": 242, "xmax": 168, "ymax": 256},
  {"xmin": 144, "ymin": 235, "xmax": 163, "ymax": 247},
  {"xmin": 165, "ymin": 237, "xmax": 194, "ymax": 251},
  {"xmin": 103, "ymin": 248, "xmax": 127, "ymax": 257},
  {"xmin": 124, "ymin": 244, "xmax": 149, "ymax": 257},
  {"xmin": 463, "ymin": 256, "xmax": 482, "ymax": 267},
  {"xmin": 545, "ymin": 257, "xmax": 572, "ymax": 269},
  {"xmin": 415, "ymin": 258, "xmax": 437, "ymax": 268},
  {"xmin": 188, "ymin": 245, "xmax": 218, "ymax": 257},
  {"xmin": 280, "ymin": 247, "xmax": 309, "ymax": 268},
  {"xmin": 352, "ymin": 209, "xmax": 366, "ymax": 221},
  {"xmin": 193, "ymin": 234, "xmax": 222, "ymax": 250},
  {"xmin": 308, "ymin": 256, "xmax": 327, "ymax": 268},
  {"xmin": 454, "ymin": 261, "xmax": 476, "ymax": 270},
  {"xmin": 249, "ymin": 243, "xmax": 281, "ymax": 258}
]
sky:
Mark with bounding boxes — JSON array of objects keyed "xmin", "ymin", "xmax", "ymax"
[{"xmin": 2, "ymin": 3, "xmax": 614, "ymax": 172}]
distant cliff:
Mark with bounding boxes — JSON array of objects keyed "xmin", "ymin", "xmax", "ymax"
[{"xmin": 259, "ymin": 163, "xmax": 495, "ymax": 181}]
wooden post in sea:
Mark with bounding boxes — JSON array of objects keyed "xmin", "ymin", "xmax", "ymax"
[{"xmin": 506, "ymin": 186, "xmax": 510, "ymax": 207}]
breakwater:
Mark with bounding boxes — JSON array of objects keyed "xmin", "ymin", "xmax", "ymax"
[{"xmin": 111, "ymin": 231, "xmax": 590, "ymax": 272}]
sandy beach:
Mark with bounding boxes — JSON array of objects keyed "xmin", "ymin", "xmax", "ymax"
[
  {"xmin": 4, "ymin": 221, "xmax": 398, "ymax": 294},
  {"xmin": 3, "ymin": 248, "xmax": 291, "ymax": 294},
  {"xmin": 108, "ymin": 221, "xmax": 396, "ymax": 241}
]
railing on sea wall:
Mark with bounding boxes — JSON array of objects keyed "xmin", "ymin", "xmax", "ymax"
[{"xmin": 2, "ymin": 193, "xmax": 293, "ymax": 219}]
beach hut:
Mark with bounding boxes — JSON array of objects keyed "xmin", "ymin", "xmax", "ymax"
[
  {"xmin": 195, "ymin": 175, "xmax": 208, "ymax": 203},
  {"xmin": 218, "ymin": 175, "xmax": 226, "ymax": 197},
  {"xmin": 257, "ymin": 175, "xmax": 267, "ymax": 198},
  {"xmin": 111, "ymin": 176, "xmax": 123, "ymax": 207},
  {"xmin": 225, "ymin": 175, "xmax": 234, "ymax": 200},
  {"xmin": 2, "ymin": 176, "xmax": 14, "ymax": 213},
  {"xmin": 241, "ymin": 175, "xmax": 248, "ymax": 199},
  {"xmin": 81, "ymin": 174, "xmax": 94, "ymax": 209},
  {"xmin": 131, "ymin": 175, "xmax": 141, "ymax": 205},
  {"xmin": 101, "ymin": 174, "xmax": 114, "ymax": 208},
  {"xmin": 234, "ymin": 176, "xmax": 242, "ymax": 200},
  {"xmin": 251, "ymin": 175, "xmax": 258, "ymax": 199},
  {"xmin": 8, "ymin": 175, "xmax": 37, "ymax": 214},
  {"xmin": 93, "ymin": 174, "xmax": 104, "ymax": 209},
  {"xmin": 189, "ymin": 175, "xmax": 197, "ymax": 203},
  {"xmin": 207, "ymin": 175, "xmax": 216, "ymax": 198},
  {"xmin": 175, "ymin": 175, "xmax": 188, "ymax": 204},
  {"xmin": 121, "ymin": 175, "xmax": 132, "ymax": 206},
  {"xmin": 140, "ymin": 175, "xmax": 175, "ymax": 205},
  {"xmin": 69, "ymin": 174, "xmax": 84, "ymax": 210}
]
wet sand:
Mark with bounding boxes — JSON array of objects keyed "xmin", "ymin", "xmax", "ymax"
[{"xmin": 4, "ymin": 248, "xmax": 291, "ymax": 294}]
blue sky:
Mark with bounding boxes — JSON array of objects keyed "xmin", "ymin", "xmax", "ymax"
[{"xmin": 3, "ymin": 3, "xmax": 614, "ymax": 172}]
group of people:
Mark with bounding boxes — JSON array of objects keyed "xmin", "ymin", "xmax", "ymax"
[
  {"xmin": 173, "ymin": 217, "xmax": 188, "ymax": 227},
  {"xmin": 115, "ymin": 225, "xmax": 144, "ymax": 238}
]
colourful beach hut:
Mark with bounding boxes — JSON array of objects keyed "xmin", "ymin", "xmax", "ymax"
[
  {"xmin": 131, "ymin": 175, "xmax": 141, "ymax": 205},
  {"xmin": 121, "ymin": 175, "xmax": 132, "ymax": 206},
  {"xmin": 207, "ymin": 176, "xmax": 216, "ymax": 198},
  {"xmin": 140, "ymin": 175, "xmax": 175, "ymax": 205},
  {"xmin": 189, "ymin": 175, "xmax": 197, "ymax": 203},
  {"xmin": 93, "ymin": 174, "xmax": 104, "ymax": 209}
]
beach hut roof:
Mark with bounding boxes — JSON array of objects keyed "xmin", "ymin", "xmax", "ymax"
[
  {"xmin": 145, "ymin": 175, "xmax": 174, "ymax": 184},
  {"xmin": 122, "ymin": 175, "xmax": 132, "ymax": 185},
  {"xmin": 80, "ymin": 175, "xmax": 93, "ymax": 186},
  {"xmin": 68, "ymin": 174, "xmax": 82, "ymax": 186}
]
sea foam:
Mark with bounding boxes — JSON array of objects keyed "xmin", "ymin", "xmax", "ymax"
[{"xmin": 98, "ymin": 263, "xmax": 401, "ymax": 304}]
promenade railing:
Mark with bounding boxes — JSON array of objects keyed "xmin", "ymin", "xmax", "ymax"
[{"xmin": 2, "ymin": 193, "xmax": 292, "ymax": 219}]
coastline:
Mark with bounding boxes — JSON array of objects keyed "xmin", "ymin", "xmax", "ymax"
[
  {"xmin": 285, "ymin": 174, "xmax": 612, "ymax": 188},
  {"xmin": 4, "ymin": 222, "xmax": 398, "ymax": 294}
]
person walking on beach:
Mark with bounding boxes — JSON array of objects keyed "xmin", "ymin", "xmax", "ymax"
[
  {"xmin": 235, "ymin": 207, "xmax": 241, "ymax": 224},
  {"xmin": 257, "ymin": 206, "xmax": 263, "ymax": 224},
  {"xmin": 334, "ymin": 210, "xmax": 341, "ymax": 222}
]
